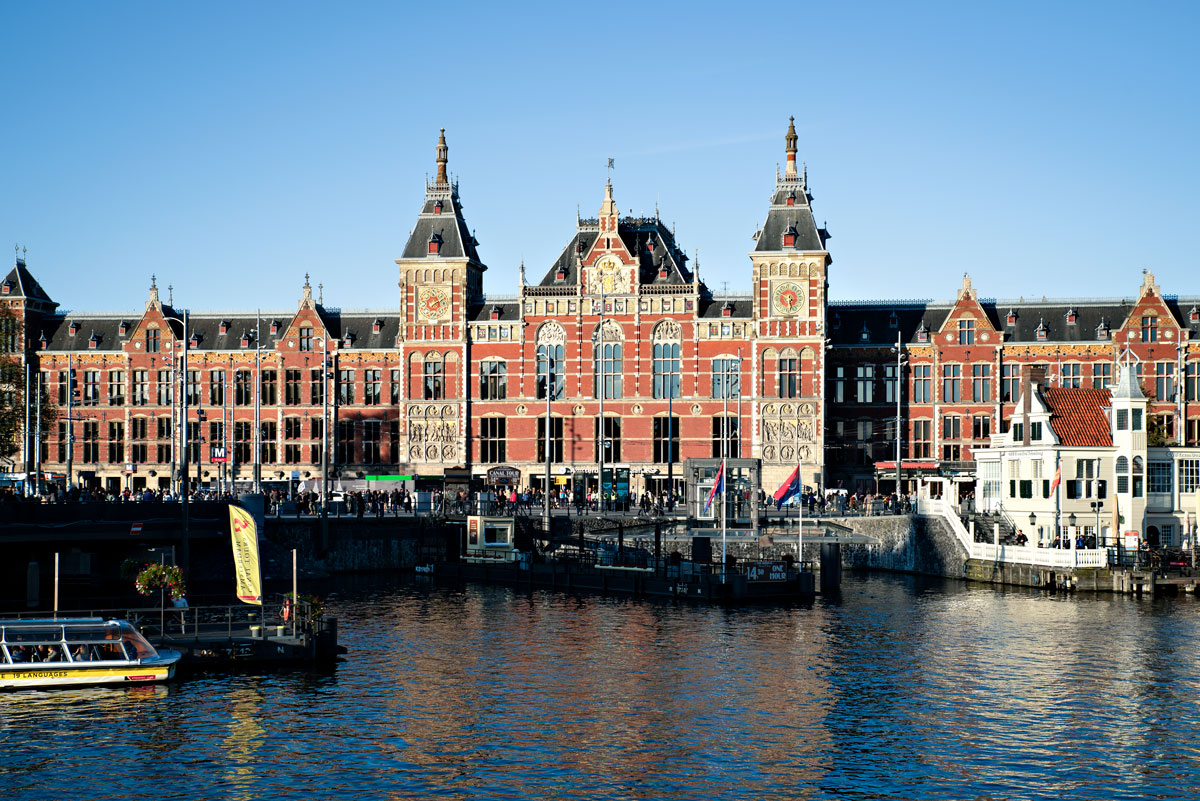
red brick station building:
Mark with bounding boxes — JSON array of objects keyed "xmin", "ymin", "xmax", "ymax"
[{"xmin": 4, "ymin": 121, "xmax": 1199, "ymax": 500}]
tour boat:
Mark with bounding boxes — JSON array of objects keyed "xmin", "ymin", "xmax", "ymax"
[{"xmin": 0, "ymin": 618, "xmax": 181, "ymax": 690}]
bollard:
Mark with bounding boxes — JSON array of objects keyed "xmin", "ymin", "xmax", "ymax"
[{"xmin": 819, "ymin": 543, "xmax": 842, "ymax": 591}]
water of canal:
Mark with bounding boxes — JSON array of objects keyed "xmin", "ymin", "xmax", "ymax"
[{"xmin": 4, "ymin": 574, "xmax": 1200, "ymax": 800}]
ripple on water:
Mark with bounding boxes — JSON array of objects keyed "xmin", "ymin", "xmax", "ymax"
[{"xmin": 4, "ymin": 575, "xmax": 1200, "ymax": 800}]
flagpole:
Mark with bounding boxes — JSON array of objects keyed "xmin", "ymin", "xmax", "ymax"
[{"xmin": 722, "ymin": 368, "xmax": 728, "ymax": 583}]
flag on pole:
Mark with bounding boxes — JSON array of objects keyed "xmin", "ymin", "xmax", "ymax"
[
  {"xmin": 773, "ymin": 465, "xmax": 801, "ymax": 508},
  {"xmin": 228, "ymin": 505, "xmax": 263, "ymax": 605},
  {"xmin": 1049, "ymin": 461, "xmax": 1062, "ymax": 495},
  {"xmin": 705, "ymin": 459, "xmax": 726, "ymax": 514}
]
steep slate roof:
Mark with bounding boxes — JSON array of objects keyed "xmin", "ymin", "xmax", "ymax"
[
  {"xmin": 38, "ymin": 314, "xmax": 133, "ymax": 352},
  {"xmin": 827, "ymin": 302, "xmax": 952, "ymax": 346},
  {"xmin": 753, "ymin": 180, "xmax": 827, "ymax": 252},
  {"xmin": 469, "ymin": 301, "xmax": 520, "ymax": 322},
  {"xmin": 829, "ymin": 295, "xmax": 1200, "ymax": 347},
  {"xmin": 1042, "ymin": 388, "xmax": 1113, "ymax": 447},
  {"xmin": 400, "ymin": 191, "xmax": 482, "ymax": 263},
  {"xmin": 984, "ymin": 300, "xmax": 1131, "ymax": 343},
  {"xmin": 2, "ymin": 261, "xmax": 57, "ymax": 308},
  {"xmin": 536, "ymin": 217, "xmax": 692, "ymax": 287},
  {"xmin": 698, "ymin": 297, "xmax": 753, "ymax": 319},
  {"xmin": 322, "ymin": 312, "xmax": 402, "ymax": 348}
]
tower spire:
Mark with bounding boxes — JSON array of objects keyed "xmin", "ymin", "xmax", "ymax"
[
  {"xmin": 434, "ymin": 128, "xmax": 449, "ymax": 187},
  {"xmin": 784, "ymin": 116, "xmax": 798, "ymax": 179}
]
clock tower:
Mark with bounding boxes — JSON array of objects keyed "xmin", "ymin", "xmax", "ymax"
[
  {"xmin": 750, "ymin": 117, "xmax": 831, "ymax": 492},
  {"xmin": 394, "ymin": 128, "xmax": 487, "ymax": 467}
]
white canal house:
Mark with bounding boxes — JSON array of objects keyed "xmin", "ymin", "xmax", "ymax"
[{"xmin": 974, "ymin": 365, "xmax": 1200, "ymax": 553}]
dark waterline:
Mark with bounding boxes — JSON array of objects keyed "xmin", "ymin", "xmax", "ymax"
[{"xmin": 3, "ymin": 574, "xmax": 1200, "ymax": 800}]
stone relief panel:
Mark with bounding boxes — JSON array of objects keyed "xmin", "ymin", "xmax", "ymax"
[
  {"xmin": 760, "ymin": 401, "xmax": 818, "ymax": 465},
  {"xmin": 407, "ymin": 403, "xmax": 460, "ymax": 463}
]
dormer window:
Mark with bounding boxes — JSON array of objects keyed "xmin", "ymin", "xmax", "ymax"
[
  {"xmin": 342, "ymin": 333, "xmax": 354, "ymax": 348},
  {"xmin": 916, "ymin": 322, "xmax": 928, "ymax": 343},
  {"xmin": 646, "ymin": 234, "xmax": 656, "ymax": 253},
  {"xmin": 240, "ymin": 332, "xmax": 250, "ymax": 348},
  {"xmin": 433, "ymin": 200, "xmax": 443, "ymax": 215},
  {"xmin": 575, "ymin": 239, "xmax": 585, "ymax": 255},
  {"xmin": 118, "ymin": 321, "xmax": 128, "ymax": 336},
  {"xmin": 270, "ymin": 320, "xmax": 280, "ymax": 335},
  {"xmin": 219, "ymin": 320, "xmax": 229, "ymax": 335},
  {"xmin": 1035, "ymin": 319, "xmax": 1048, "ymax": 341},
  {"xmin": 889, "ymin": 312, "xmax": 899, "ymax": 329},
  {"xmin": 428, "ymin": 233, "xmax": 443, "ymax": 255},
  {"xmin": 189, "ymin": 333, "xmax": 200, "ymax": 347},
  {"xmin": 860, "ymin": 323, "xmax": 871, "ymax": 342},
  {"xmin": 1190, "ymin": 306, "xmax": 1199, "ymax": 323},
  {"xmin": 658, "ymin": 262, "xmax": 669, "ymax": 280},
  {"xmin": 555, "ymin": 267, "xmax": 566, "ymax": 281},
  {"xmin": 1, "ymin": 282, "xmax": 10, "ymax": 295},
  {"xmin": 783, "ymin": 224, "xmax": 798, "ymax": 248},
  {"xmin": 490, "ymin": 305, "xmax": 501, "ymax": 321},
  {"xmin": 1097, "ymin": 322, "xmax": 1109, "ymax": 340},
  {"xmin": 722, "ymin": 302, "xmax": 733, "ymax": 319},
  {"xmin": 372, "ymin": 319, "xmax": 383, "ymax": 334},
  {"xmin": 1006, "ymin": 309, "xmax": 1016, "ymax": 326},
  {"xmin": 786, "ymin": 191, "xmax": 796, "ymax": 207},
  {"xmin": 1066, "ymin": 307, "xmax": 1077, "ymax": 324},
  {"xmin": 38, "ymin": 333, "xmax": 47, "ymax": 349},
  {"xmin": 88, "ymin": 331, "xmax": 99, "ymax": 349},
  {"xmin": 68, "ymin": 322, "xmax": 78, "ymax": 336}
]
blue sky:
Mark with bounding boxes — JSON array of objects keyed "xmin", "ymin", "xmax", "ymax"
[{"xmin": 2, "ymin": 1, "xmax": 1196, "ymax": 312}]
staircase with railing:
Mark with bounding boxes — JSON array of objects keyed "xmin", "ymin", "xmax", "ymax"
[{"xmin": 922, "ymin": 499, "xmax": 1108, "ymax": 569}]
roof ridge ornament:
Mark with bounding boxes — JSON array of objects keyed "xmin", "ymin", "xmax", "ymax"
[
  {"xmin": 784, "ymin": 116, "xmax": 798, "ymax": 179},
  {"xmin": 434, "ymin": 128, "xmax": 449, "ymax": 187}
]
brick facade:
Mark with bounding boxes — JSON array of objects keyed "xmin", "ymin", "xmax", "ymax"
[{"xmin": 3, "ymin": 121, "xmax": 1198, "ymax": 498}]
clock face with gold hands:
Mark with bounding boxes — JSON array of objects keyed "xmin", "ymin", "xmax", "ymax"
[
  {"xmin": 418, "ymin": 286, "xmax": 450, "ymax": 319},
  {"xmin": 772, "ymin": 281, "xmax": 803, "ymax": 315}
]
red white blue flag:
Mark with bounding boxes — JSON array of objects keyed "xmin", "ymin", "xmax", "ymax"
[
  {"xmin": 705, "ymin": 460, "xmax": 726, "ymax": 514},
  {"xmin": 773, "ymin": 465, "xmax": 801, "ymax": 508}
]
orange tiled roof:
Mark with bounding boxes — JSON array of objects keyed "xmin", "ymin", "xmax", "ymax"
[{"xmin": 1042, "ymin": 388, "xmax": 1112, "ymax": 447}]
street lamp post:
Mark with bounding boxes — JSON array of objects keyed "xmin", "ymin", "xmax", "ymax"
[
  {"xmin": 1091, "ymin": 500, "xmax": 1103, "ymax": 549},
  {"xmin": 160, "ymin": 309, "xmax": 191, "ymax": 577},
  {"xmin": 314, "ymin": 336, "xmax": 331, "ymax": 549}
]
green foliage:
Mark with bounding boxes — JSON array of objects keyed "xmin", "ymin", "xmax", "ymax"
[{"xmin": 134, "ymin": 562, "xmax": 187, "ymax": 600}]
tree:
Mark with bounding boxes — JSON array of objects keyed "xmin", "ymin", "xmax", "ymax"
[{"xmin": 0, "ymin": 304, "xmax": 57, "ymax": 468}]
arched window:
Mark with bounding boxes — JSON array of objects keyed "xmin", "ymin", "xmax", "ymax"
[
  {"xmin": 652, "ymin": 320, "xmax": 681, "ymax": 399},
  {"xmin": 1132, "ymin": 456, "xmax": 1145, "ymax": 498},
  {"xmin": 594, "ymin": 320, "xmax": 622, "ymax": 399},
  {"xmin": 537, "ymin": 323, "xmax": 565, "ymax": 400},
  {"xmin": 1116, "ymin": 455, "xmax": 1129, "ymax": 473},
  {"xmin": 778, "ymin": 347, "xmax": 798, "ymax": 398},
  {"xmin": 1132, "ymin": 456, "xmax": 1143, "ymax": 474},
  {"xmin": 423, "ymin": 353, "xmax": 444, "ymax": 400},
  {"xmin": 713, "ymin": 357, "xmax": 740, "ymax": 399}
]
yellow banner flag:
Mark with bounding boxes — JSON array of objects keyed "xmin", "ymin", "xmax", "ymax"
[{"xmin": 229, "ymin": 505, "xmax": 263, "ymax": 605}]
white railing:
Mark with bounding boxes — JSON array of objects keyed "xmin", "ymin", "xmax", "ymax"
[{"xmin": 923, "ymin": 499, "xmax": 1108, "ymax": 569}]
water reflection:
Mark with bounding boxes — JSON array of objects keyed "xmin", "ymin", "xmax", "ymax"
[{"xmin": 4, "ymin": 575, "xmax": 1200, "ymax": 800}]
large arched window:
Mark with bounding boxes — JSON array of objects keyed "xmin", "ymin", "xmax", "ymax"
[
  {"xmin": 594, "ymin": 320, "xmax": 622, "ymax": 399},
  {"xmin": 778, "ymin": 347, "xmax": 798, "ymax": 398},
  {"xmin": 537, "ymin": 322, "xmax": 565, "ymax": 400},
  {"xmin": 423, "ymin": 353, "xmax": 444, "ymax": 400},
  {"xmin": 652, "ymin": 320, "xmax": 681, "ymax": 399}
]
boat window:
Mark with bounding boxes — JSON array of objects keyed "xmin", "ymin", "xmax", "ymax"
[
  {"xmin": 119, "ymin": 624, "xmax": 157, "ymax": 660},
  {"xmin": 3, "ymin": 627, "xmax": 62, "ymax": 644},
  {"xmin": 30, "ymin": 644, "xmax": 67, "ymax": 663},
  {"xmin": 91, "ymin": 643, "xmax": 126, "ymax": 661}
]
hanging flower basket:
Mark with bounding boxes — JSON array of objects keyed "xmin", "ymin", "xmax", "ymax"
[{"xmin": 134, "ymin": 563, "xmax": 187, "ymax": 601}]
